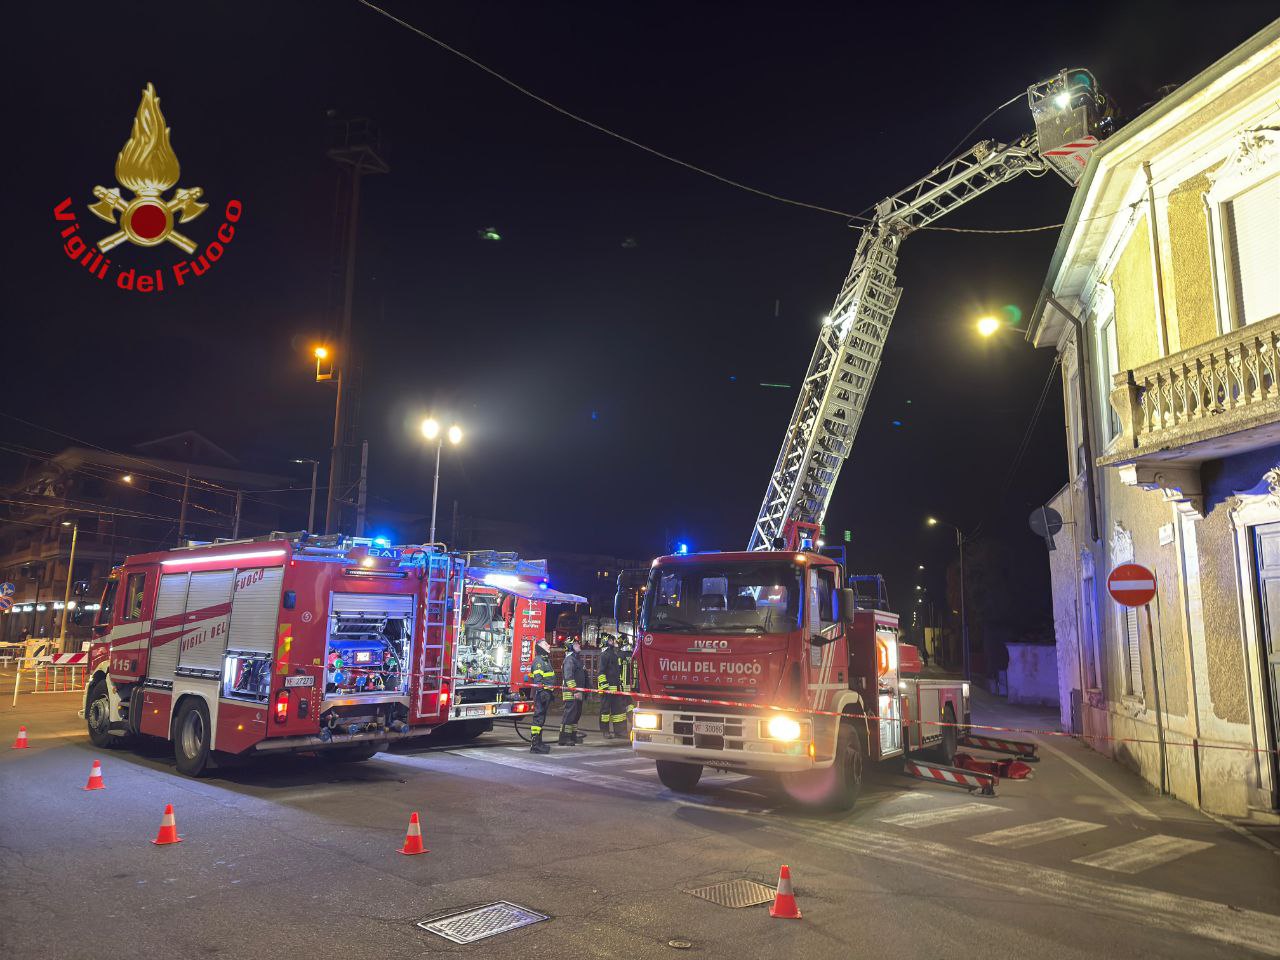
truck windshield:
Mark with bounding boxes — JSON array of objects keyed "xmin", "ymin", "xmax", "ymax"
[{"xmin": 642, "ymin": 562, "xmax": 802, "ymax": 635}]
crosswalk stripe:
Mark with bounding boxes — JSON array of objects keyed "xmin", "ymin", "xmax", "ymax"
[
  {"xmin": 420, "ymin": 748, "xmax": 659, "ymax": 797},
  {"xmin": 970, "ymin": 817, "xmax": 1105, "ymax": 849},
  {"xmin": 1072, "ymin": 835, "xmax": 1214, "ymax": 874},
  {"xmin": 623, "ymin": 766, "xmax": 657, "ymax": 776},
  {"xmin": 766, "ymin": 820, "xmax": 1280, "ymax": 956},
  {"xmin": 879, "ymin": 802, "xmax": 1007, "ymax": 829},
  {"xmin": 584, "ymin": 756, "xmax": 643, "ymax": 766}
]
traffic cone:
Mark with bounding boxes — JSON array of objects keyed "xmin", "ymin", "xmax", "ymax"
[
  {"xmin": 399, "ymin": 811, "xmax": 428, "ymax": 855},
  {"xmin": 768, "ymin": 865, "xmax": 802, "ymax": 919},
  {"xmin": 84, "ymin": 759, "xmax": 105, "ymax": 791},
  {"xmin": 151, "ymin": 804, "xmax": 182, "ymax": 845},
  {"xmin": 12, "ymin": 726, "xmax": 29, "ymax": 749}
]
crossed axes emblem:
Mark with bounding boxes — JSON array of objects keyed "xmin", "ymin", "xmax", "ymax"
[{"xmin": 89, "ymin": 185, "xmax": 208, "ymax": 254}]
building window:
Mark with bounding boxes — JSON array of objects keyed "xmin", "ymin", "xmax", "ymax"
[
  {"xmin": 1222, "ymin": 173, "xmax": 1280, "ymax": 328},
  {"xmin": 1099, "ymin": 313, "xmax": 1120, "ymax": 442},
  {"xmin": 1120, "ymin": 605, "xmax": 1143, "ymax": 698}
]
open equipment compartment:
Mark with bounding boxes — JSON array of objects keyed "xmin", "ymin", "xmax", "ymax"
[{"xmin": 325, "ymin": 592, "xmax": 415, "ymax": 700}]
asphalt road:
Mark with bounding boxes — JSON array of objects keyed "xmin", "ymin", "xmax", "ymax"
[{"xmin": 2, "ymin": 684, "xmax": 1278, "ymax": 960}]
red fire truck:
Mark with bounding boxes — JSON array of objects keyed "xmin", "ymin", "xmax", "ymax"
[
  {"xmin": 631, "ymin": 523, "xmax": 969, "ymax": 810},
  {"xmin": 80, "ymin": 535, "xmax": 577, "ymax": 775}
]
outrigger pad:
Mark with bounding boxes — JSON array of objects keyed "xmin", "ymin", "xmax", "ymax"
[{"xmin": 953, "ymin": 753, "xmax": 1034, "ymax": 780}]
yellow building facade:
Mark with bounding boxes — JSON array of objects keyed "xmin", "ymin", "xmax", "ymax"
[{"xmin": 1030, "ymin": 20, "xmax": 1280, "ymax": 819}]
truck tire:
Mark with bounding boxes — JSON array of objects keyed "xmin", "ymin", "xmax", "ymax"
[
  {"xmin": 85, "ymin": 678, "xmax": 119, "ymax": 749},
  {"xmin": 655, "ymin": 760, "xmax": 702, "ymax": 792},
  {"xmin": 173, "ymin": 698, "xmax": 212, "ymax": 777},
  {"xmin": 326, "ymin": 743, "xmax": 381, "ymax": 763},
  {"xmin": 825, "ymin": 719, "xmax": 864, "ymax": 811},
  {"xmin": 934, "ymin": 703, "xmax": 958, "ymax": 765}
]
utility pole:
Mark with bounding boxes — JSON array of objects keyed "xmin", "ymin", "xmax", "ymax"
[
  {"xmin": 957, "ymin": 527, "xmax": 970, "ymax": 682},
  {"xmin": 232, "ymin": 490, "xmax": 243, "ymax": 539},
  {"xmin": 355, "ymin": 441, "xmax": 368, "ymax": 537},
  {"xmin": 178, "ymin": 467, "xmax": 191, "ymax": 541},
  {"xmin": 323, "ymin": 117, "xmax": 388, "ymax": 535},
  {"xmin": 57, "ymin": 519, "xmax": 79, "ymax": 653}
]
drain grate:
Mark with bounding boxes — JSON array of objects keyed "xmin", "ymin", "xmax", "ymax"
[
  {"xmin": 683, "ymin": 878, "xmax": 776, "ymax": 908},
  {"xmin": 417, "ymin": 901, "xmax": 548, "ymax": 944}
]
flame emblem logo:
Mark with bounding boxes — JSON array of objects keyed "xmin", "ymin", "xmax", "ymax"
[{"xmin": 88, "ymin": 84, "xmax": 207, "ymax": 253}]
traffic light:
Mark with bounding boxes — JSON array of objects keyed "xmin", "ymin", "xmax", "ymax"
[{"xmin": 843, "ymin": 529, "xmax": 851, "ymax": 543}]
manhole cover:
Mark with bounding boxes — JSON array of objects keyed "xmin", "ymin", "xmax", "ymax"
[
  {"xmin": 417, "ymin": 901, "xmax": 548, "ymax": 944},
  {"xmin": 683, "ymin": 878, "xmax": 776, "ymax": 908}
]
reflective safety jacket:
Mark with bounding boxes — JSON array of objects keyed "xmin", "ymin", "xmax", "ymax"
[
  {"xmin": 526, "ymin": 652, "xmax": 555, "ymax": 690},
  {"xmin": 562, "ymin": 648, "xmax": 586, "ymax": 691},
  {"xmin": 598, "ymin": 645, "xmax": 622, "ymax": 690}
]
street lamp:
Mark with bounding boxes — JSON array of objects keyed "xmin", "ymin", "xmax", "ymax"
[
  {"xmin": 57, "ymin": 519, "xmax": 79, "ymax": 652},
  {"xmin": 976, "ymin": 315, "xmax": 1001, "ymax": 337},
  {"xmin": 927, "ymin": 515, "xmax": 970, "ymax": 681},
  {"xmin": 292, "ymin": 459, "xmax": 320, "ymax": 533},
  {"xmin": 421, "ymin": 418, "xmax": 463, "ymax": 546}
]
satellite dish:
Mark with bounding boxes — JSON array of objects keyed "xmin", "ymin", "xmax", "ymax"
[{"xmin": 1029, "ymin": 505, "xmax": 1064, "ymax": 551}]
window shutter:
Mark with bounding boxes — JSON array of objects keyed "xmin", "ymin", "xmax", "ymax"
[
  {"xmin": 1226, "ymin": 174, "xmax": 1280, "ymax": 326},
  {"xmin": 1124, "ymin": 606, "xmax": 1143, "ymax": 697}
]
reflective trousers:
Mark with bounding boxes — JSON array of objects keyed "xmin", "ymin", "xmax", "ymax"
[{"xmin": 530, "ymin": 688, "xmax": 551, "ymax": 735}]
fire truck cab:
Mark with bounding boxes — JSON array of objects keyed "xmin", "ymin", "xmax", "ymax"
[
  {"xmin": 631, "ymin": 543, "xmax": 969, "ymax": 809},
  {"xmin": 80, "ymin": 535, "xmax": 566, "ymax": 775}
]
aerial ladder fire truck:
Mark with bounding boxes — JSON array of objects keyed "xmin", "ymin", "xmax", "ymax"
[
  {"xmin": 632, "ymin": 69, "xmax": 1112, "ymax": 808},
  {"xmin": 80, "ymin": 535, "xmax": 583, "ymax": 775}
]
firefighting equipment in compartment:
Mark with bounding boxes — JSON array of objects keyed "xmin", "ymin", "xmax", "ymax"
[
  {"xmin": 597, "ymin": 637, "xmax": 626, "ymax": 739},
  {"xmin": 559, "ymin": 644, "xmax": 586, "ymax": 745},
  {"xmin": 526, "ymin": 648, "xmax": 555, "ymax": 754}
]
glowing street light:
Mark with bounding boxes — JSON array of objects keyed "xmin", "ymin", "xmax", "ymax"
[
  {"xmin": 421, "ymin": 417, "xmax": 463, "ymax": 546},
  {"xmin": 976, "ymin": 315, "xmax": 1001, "ymax": 338}
]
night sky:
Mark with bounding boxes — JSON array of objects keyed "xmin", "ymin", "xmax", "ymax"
[{"xmin": 7, "ymin": 2, "xmax": 1277, "ymax": 612}]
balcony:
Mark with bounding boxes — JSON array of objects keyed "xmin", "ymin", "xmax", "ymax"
[{"xmin": 1101, "ymin": 313, "xmax": 1280, "ymax": 515}]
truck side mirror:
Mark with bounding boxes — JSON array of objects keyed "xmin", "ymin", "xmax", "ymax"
[{"xmin": 837, "ymin": 588, "xmax": 857, "ymax": 625}]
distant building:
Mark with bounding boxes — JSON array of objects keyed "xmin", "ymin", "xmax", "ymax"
[
  {"xmin": 0, "ymin": 432, "xmax": 290, "ymax": 649},
  {"xmin": 1029, "ymin": 22, "xmax": 1280, "ymax": 817}
]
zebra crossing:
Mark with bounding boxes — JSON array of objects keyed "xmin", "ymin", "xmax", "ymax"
[{"xmin": 436, "ymin": 742, "xmax": 1220, "ymax": 879}]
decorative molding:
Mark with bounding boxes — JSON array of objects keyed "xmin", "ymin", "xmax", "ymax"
[
  {"xmin": 1118, "ymin": 463, "xmax": 1205, "ymax": 519},
  {"xmin": 1206, "ymin": 128, "xmax": 1280, "ymax": 196},
  {"xmin": 1110, "ymin": 521, "xmax": 1134, "ymax": 563},
  {"xmin": 1228, "ymin": 462, "xmax": 1280, "ymax": 529}
]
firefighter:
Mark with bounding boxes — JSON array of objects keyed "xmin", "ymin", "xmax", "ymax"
[
  {"xmin": 559, "ymin": 639, "xmax": 586, "ymax": 745},
  {"xmin": 597, "ymin": 634, "xmax": 626, "ymax": 739},
  {"xmin": 616, "ymin": 634, "xmax": 637, "ymax": 732},
  {"xmin": 525, "ymin": 639, "xmax": 555, "ymax": 754}
]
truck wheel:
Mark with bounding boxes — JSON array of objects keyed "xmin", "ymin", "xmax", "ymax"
[
  {"xmin": 327, "ymin": 743, "xmax": 381, "ymax": 762},
  {"xmin": 655, "ymin": 760, "xmax": 702, "ymax": 792},
  {"xmin": 826, "ymin": 720, "xmax": 864, "ymax": 811},
  {"xmin": 173, "ymin": 699, "xmax": 212, "ymax": 777},
  {"xmin": 934, "ymin": 703, "xmax": 958, "ymax": 765},
  {"xmin": 85, "ymin": 678, "xmax": 119, "ymax": 749}
]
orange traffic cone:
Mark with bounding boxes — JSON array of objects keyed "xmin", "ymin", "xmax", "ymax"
[
  {"xmin": 151, "ymin": 804, "xmax": 182, "ymax": 845},
  {"xmin": 399, "ymin": 811, "xmax": 428, "ymax": 855},
  {"xmin": 768, "ymin": 865, "xmax": 802, "ymax": 919},
  {"xmin": 84, "ymin": 759, "xmax": 105, "ymax": 791},
  {"xmin": 12, "ymin": 726, "xmax": 29, "ymax": 749}
]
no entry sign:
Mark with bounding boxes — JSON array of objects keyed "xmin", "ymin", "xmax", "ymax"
[{"xmin": 1108, "ymin": 563, "xmax": 1156, "ymax": 607}]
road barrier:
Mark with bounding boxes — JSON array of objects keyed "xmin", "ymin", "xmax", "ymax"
[
  {"xmin": 10, "ymin": 653, "xmax": 87, "ymax": 705},
  {"xmin": 903, "ymin": 757, "xmax": 999, "ymax": 796}
]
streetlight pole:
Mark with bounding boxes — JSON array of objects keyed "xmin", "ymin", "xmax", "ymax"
[
  {"xmin": 421, "ymin": 419, "xmax": 463, "ymax": 547},
  {"xmin": 57, "ymin": 519, "xmax": 79, "ymax": 652},
  {"xmin": 928, "ymin": 516, "xmax": 970, "ymax": 681}
]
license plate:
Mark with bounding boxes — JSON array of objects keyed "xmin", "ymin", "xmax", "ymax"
[
  {"xmin": 464, "ymin": 704, "xmax": 491, "ymax": 718},
  {"xmin": 694, "ymin": 721, "xmax": 724, "ymax": 736}
]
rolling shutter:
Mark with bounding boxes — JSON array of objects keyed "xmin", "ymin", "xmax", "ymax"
[
  {"xmin": 1226, "ymin": 174, "xmax": 1280, "ymax": 326},
  {"xmin": 177, "ymin": 570, "xmax": 235, "ymax": 676},
  {"xmin": 1124, "ymin": 606, "xmax": 1143, "ymax": 697},
  {"xmin": 330, "ymin": 593, "xmax": 414, "ymax": 618},
  {"xmin": 147, "ymin": 573, "xmax": 190, "ymax": 683},
  {"xmin": 227, "ymin": 567, "xmax": 284, "ymax": 655}
]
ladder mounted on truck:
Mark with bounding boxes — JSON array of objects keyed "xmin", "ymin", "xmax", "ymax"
[{"xmin": 748, "ymin": 69, "xmax": 1113, "ymax": 551}]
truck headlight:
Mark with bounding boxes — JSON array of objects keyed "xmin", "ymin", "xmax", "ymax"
[
  {"xmin": 765, "ymin": 715, "xmax": 802, "ymax": 741},
  {"xmin": 634, "ymin": 712, "xmax": 660, "ymax": 730}
]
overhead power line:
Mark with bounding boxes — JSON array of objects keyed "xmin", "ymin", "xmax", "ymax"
[{"xmin": 354, "ymin": 0, "xmax": 862, "ymax": 219}]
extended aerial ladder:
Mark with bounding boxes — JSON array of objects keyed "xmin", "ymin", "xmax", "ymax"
[{"xmin": 749, "ymin": 69, "xmax": 1113, "ymax": 551}]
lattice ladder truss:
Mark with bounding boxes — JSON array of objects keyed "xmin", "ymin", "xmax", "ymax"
[
  {"xmin": 415, "ymin": 552, "xmax": 456, "ymax": 718},
  {"xmin": 748, "ymin": 137, "xmax": 1049, "ymax": 550}
]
